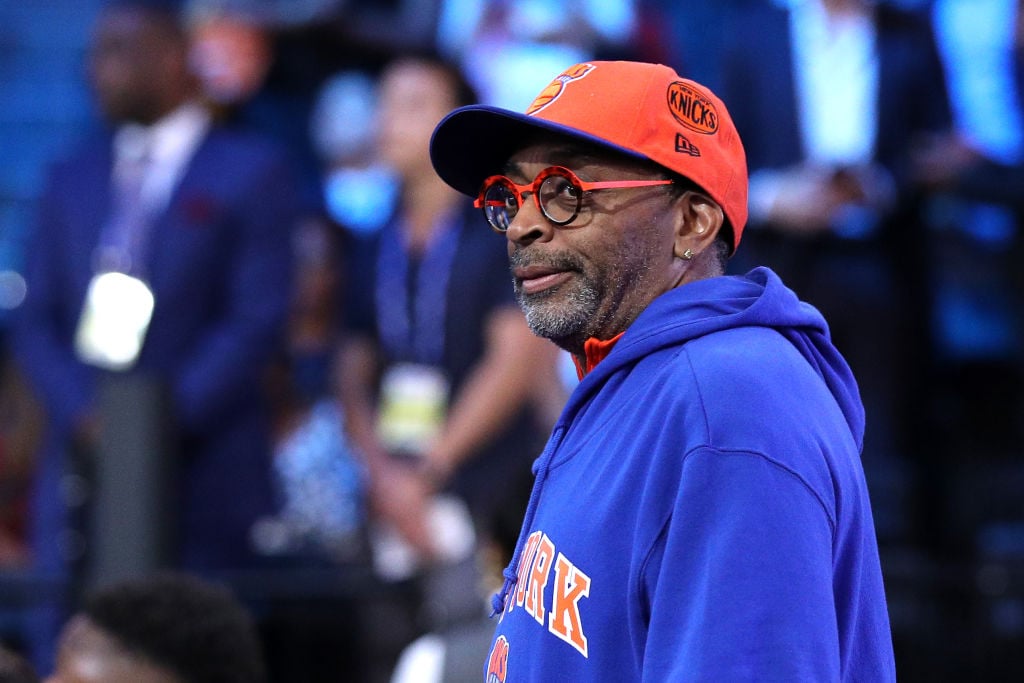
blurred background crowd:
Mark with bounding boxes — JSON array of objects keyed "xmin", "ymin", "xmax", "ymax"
[{"xmin": 0, "ymin": 0, "xmax": 1022, "ymax": 680}]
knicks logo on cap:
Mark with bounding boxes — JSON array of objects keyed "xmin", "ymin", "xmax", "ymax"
[
  {"xmin": 526, "ymin": 63, "xmax": 596, "ymax": 116},
  {"xmin": 667, "ymin": 82, "xmax": 719, "ymax": 134},
  {"xmin": 486, "ymin": 636, "xmax": 509, "ymax": 682}
]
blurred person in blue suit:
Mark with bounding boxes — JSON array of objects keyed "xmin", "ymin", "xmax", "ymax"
[
  {"xmin": 719, "ymin": 0, "xmax": 951, "ymax": 547},
  {"xmin": 9, "ymin": 0, "xmax": 304, "ymax": 671}
]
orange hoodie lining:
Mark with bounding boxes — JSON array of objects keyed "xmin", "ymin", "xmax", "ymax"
[{"xmin": 572, "ymin": 332, "xmax": 625, "ymax": 379}]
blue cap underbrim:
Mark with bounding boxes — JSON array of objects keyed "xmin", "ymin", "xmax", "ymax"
[{"xmin": 429, "ymin": 104, "xmax": 652, "ymax": 198}]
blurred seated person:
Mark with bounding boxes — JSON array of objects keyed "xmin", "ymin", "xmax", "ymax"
[
  {"xmin": 260, "ymin": 219, "xmax": 368, "ymax": 563},
  {"xmin": 45, "ymin": 572, "xmax": 265, "ymax": 683}
]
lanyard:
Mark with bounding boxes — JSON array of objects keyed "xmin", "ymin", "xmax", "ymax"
[
  {"xmin": 374, "ymin": 214, "xmax": 460, "ymax": 365},
  {"xmin": 94, "ymin": 150, "xmax": 158, "ymax": 278}
]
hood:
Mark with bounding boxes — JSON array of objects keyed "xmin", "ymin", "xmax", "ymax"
[{"xmin": 570, "ymin": 266, "xmax": 865, "ymax": 451}]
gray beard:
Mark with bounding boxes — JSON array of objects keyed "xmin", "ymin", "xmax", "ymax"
[
  {"xmin": 515, "ymin": 278, "xmax": 601, "ymax": 346},
  {"xmin": 510, "ymin": 242, "xmax": 660, "ymax": 352},
  {"xmin": 509, "ymin": 248, "xmax": 599, "ymax": 348}
]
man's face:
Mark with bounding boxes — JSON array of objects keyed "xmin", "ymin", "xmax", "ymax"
[
  {"xmin": 46, "ymin": 616, "xmax": 180, "ymax": 683},
  {"xmin": 503, "ymin": 143, "xmax": 682, "ymax": 353},
  {"xmin": 377, "ymin": 61, "xmax": 459, "ymax": 179},
  {"xmin": 88, "ymin": 8, "xmax": 186, "ymax": 124}
]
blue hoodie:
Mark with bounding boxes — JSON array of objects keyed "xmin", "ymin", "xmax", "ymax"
[{"xmin": 484, "ymin": 268, "xmax": 895, "ymax": 682}]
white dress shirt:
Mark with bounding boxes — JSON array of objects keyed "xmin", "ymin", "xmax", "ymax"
[
  {"xmin": 789, "ymin": 0, "xmax": 879, "ymax": 166},
  {"xmin": 113, "ymin": 101, "xmax": 212, "ymax": 217}
]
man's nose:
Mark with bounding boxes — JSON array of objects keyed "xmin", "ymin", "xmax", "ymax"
[{"xmin": 505, "ymin": 194, "xmax": 553, "ymax": 246}]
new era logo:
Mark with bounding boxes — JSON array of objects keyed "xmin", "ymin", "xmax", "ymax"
[{"xmin": 675, "ymin": 133, "xmax": 701, "ymax": 157}]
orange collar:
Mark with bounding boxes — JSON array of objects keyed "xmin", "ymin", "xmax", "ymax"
[{"xmin": 572, "ymin": 332, "xmax": 625, "ymax": 379}]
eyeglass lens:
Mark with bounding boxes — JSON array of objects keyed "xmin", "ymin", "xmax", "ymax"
[
  {"xmin": 482, "ymin": 181, "xmax": 516, "ymax": 231},
  {"xmin": 482, "ymin": 170, "xmax": 583, "ymax": 231}
]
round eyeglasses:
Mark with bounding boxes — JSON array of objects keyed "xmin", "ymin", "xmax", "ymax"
[{"xmin": 473, "ymin": 166, "xmax": 674, "ymax": 233}]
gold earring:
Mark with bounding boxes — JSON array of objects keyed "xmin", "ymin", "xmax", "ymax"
[{"xmin": 682, "ymin": 248, "xmax": 695, "ymax": 260}]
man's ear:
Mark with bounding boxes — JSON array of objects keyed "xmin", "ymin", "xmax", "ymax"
[{"xmin": 672, "ymin": 192, "xmax": 724, "ymax": 260}]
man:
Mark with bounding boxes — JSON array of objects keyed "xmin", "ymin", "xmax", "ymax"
[
  {"xmin": 430, "ymin": 61, "xmax": 895, "ymax": 680},
  {"xmin": 11, "ymin": 0, "xmax": 303, "ymax": 669},
  {"xmin": 14, "ymin": 0, "xmax": 301, "ymax": 565},
  {"xmin": 45, "ymin": 572, "xmax": 266, "ymax": 683}
]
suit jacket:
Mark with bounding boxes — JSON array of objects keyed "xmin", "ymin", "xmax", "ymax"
[{"xmin": 12, "ymin": 123, "xmax": 304, "ymax": 571}]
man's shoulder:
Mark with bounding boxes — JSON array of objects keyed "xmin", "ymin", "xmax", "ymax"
[
  {"xmin": 678, "ymin": 327, "xmax": 837, "ymax": 410},
  {"xmin": 629, "ymin": 326, "xmax": 849, "ymax": 433},
  {"xmin": 665, "ymin": 325, "xmax": 800, "ymax": 382}
]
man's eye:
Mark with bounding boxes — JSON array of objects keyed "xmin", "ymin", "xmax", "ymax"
[
  {"xmin": 557, "ymin": 179, "xmax": 581, "ymax": 198},
  {"xmin": 546, "ymin": 178, "xmax": 581, "ymax": 203}
]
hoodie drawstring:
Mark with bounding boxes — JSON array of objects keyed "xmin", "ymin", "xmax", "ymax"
[{"xmin": 490, "ymin": 424, "xmax": 566, "ymax": 617}]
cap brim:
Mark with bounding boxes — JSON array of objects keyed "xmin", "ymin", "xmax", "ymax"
[{"xmin": 429, "ymin": 105, "xmax": 651, "ymax": 197}]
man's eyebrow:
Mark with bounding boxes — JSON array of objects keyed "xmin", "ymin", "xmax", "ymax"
[
  {"xmin": 502, "ymin": 159, "xmax": 525, "ymax": 177},
  {"xmin": 502, "ymin": 145, "xmax": 601, "ymax": 177}
]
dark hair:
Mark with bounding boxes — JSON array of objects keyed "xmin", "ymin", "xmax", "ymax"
[
  {"xmin": 82, "ymin": 572, "xmax": 266, "ymax": 683},
  {"xmin": 103, "ymin": 0, "xmax": 187, "ymax": 37},
  {"xmin": 383, "ymin": 48, "xmax": 478, "ymax": 108},
  {"xmin": 0, "ymin": 644, "xmax": 38, "ymax": 683}
]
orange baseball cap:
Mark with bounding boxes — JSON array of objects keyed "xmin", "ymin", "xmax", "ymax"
[{"xmin": 430, "ymin": 60, "xmax": 748, "ymax": 251}]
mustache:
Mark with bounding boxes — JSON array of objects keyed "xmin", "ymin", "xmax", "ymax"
[{"xmin": 508, "ymin": 248, "xmax": 584, "ymax": 273}]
